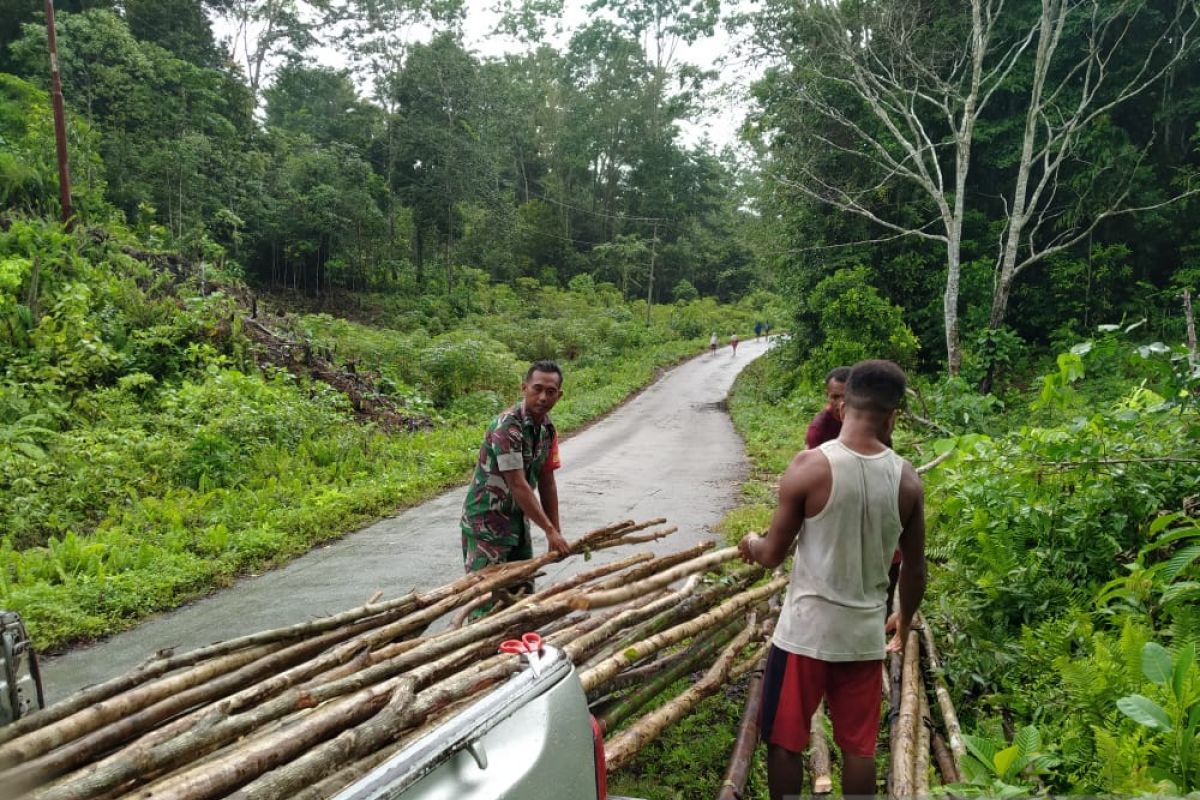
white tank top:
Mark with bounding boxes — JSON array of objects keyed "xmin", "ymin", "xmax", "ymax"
[{"xmin": 772, "ymin": 439, "xmax": 904, "ymax": 662}]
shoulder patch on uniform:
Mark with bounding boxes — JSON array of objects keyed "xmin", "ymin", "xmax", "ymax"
[{"xmin": 496, "ymin": 452, "xmax": 523, "ymax": 472}]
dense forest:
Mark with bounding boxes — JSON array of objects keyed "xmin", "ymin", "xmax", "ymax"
[
  {"xmin": 2, "ymin": 0, "xmax": 1200, "ymax": 796},
  {"xmin": 0, "ymin": 0, "xmax": 783, "ymax": 649},
  {"xmin": 1, "ymin": 0, "xmax": 759, "ymax": 302}
]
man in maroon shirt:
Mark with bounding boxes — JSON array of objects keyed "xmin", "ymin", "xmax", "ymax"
[{"xmin": 805, "ymin": 367, "xmax": 849, "ymax": 450}]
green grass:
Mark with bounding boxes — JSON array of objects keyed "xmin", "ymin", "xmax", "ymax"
[
  {"xmin": 2, "ymin": 340, "xmax": 719, "ymax": 650},
  {"xmin": 1, "ymin": 217, "xmax": 789, "ymax": 650}
]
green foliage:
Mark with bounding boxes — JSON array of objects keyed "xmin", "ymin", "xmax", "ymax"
[
  {"xmin": 1115, "ymin": 641, "xmax": 1200, "ymax": 790},
  {"xmin": 0, "ymin": 209, "xmax": 766, "ymax": 648},
  {"xmin": 956, "ymin": 725, "xmax": 1060, "ymax": 796},
  {"xmin": 0, "ymin": 73, "xmax": 106, "ymax": 219},
  {"xmin": 802, "ymin": 266, "xmax": 920, "ymax": 379}
]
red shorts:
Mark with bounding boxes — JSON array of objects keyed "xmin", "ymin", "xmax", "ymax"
[{"xmin": 760, "ymin": 645, "xmax": 883, "ymax": 758}]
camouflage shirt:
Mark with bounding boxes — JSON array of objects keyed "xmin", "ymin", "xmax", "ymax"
[{"xmin": 460, "ymin": 402, "xmax": 559, "ymax": 545}]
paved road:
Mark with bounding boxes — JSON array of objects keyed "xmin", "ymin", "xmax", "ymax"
[{"xmin": 40, "ymin": 337, "xmax": 776, "ymax": 700}]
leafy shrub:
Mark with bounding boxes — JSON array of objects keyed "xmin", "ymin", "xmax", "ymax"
[{"xmin": 803, "ymin": 266, "xmax": 920, "ymax": 379}]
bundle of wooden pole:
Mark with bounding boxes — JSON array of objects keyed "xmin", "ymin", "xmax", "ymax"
[
  {"xmin": 887, "ymin": 612, "xmax": 965, "ymax": 798},
  {"xmin": 1, "ymin": 519, "xmax": 784, "ymax": 800}
]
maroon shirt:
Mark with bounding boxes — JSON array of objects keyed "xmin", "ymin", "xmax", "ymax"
[{"xmin": 805, "ymin": 409, "xmax": 842, "ymax": 450}]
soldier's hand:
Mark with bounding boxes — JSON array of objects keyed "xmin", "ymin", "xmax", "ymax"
[{"xmin": 547, "ymin": 530, "xmax": 570, "ymax": 558}]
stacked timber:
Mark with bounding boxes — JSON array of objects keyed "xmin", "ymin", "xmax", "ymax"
[
  {"xmin": 886, "ymin": 612, "xmax": 966, "ymax": 798},
  {"xmin": 1, "ymin": 519, "xmax": 783, "ymax": 800},
  {"xmin": 714, "ymin": 612, "xmax": 965, "ymax": 799}
]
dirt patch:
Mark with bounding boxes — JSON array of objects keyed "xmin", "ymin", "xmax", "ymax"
[
  {"xmin": 242, "ymin": 316, "xmax": 430, "ymax": 433},
  {"xmin": 114, "ymin": 242, "xmax": 430, "ymax": 433}
]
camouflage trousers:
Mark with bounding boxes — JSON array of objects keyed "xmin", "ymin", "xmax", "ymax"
[{"xmin": 461, "ymin": 522, "xmax": 535, "ymax": 610}]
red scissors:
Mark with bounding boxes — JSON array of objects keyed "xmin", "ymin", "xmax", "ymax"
[{"xmin": 499, "ymin": 632, "xmax": 544, "ymax": 674}]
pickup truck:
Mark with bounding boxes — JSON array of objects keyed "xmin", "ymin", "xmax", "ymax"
[
  {"xmin": 1, "ymin": 611, "xmax": 643, "ymax": 800},
  {"xmin": 334, "ymin": 642, "xmax": 641, "ymax": 800},
  {"xmin": 0, "ymin": 611, "xmax": 43, "ymax": 728}
]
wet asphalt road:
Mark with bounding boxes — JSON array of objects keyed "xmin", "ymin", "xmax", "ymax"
[{"xmin": 39, "ymin": 337, "xmax": 775, "ymax": 700}]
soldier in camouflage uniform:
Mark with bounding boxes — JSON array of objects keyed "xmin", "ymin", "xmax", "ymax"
[{"xmin": 460, "ymin": 361, "xmax": 570, "ymax": 578}]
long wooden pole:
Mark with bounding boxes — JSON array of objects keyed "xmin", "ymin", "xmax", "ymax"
[
  {"xmin": 596, "ymin": 616, "xmax": 741, "ymax": 733},
  {"xmin": 915, "ymin": 681, "xmax": 931, "ymax": 797},
  {"xmin": 889, "ymin": 630, "xmax": 920, "ymax": 799},
  {"xmin": 581, "ymin": 577, "xmax": 786, "ymax": 692},
  {"xmin": 45, "ymin": 0, "xmax": 72, "ymax": 226},
  {"xmin": 571, "ymin": 547, "xmax": 742, "ymax": 610},
  {"xmin": 605, "ymin": 620, "xmax": 756, "ymax": 771},
  {"xmin": 715, "ymin": 653, "xmax": 766, "ymax": 800},
  {"xmin": 809, "ymin": 705, "xmax": 833, "ymax": 794},
  {"xmin": 919, "ymin": 619, "xmax": 965, "ymax": 774}
]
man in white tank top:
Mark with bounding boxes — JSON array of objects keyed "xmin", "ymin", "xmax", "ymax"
[{"xmin": 738, "ymin": 360, "xmax": 927, "ymax": 799}]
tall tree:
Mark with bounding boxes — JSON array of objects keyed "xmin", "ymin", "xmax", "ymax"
[
  {"xmin": 124, "ymin": 0, "xmax": 224, "ymax": 68},
  {"xmin": 747, "ymin": 0, "xmax": 1200, "ymax": 377},
  {"xmin": 985, "ymin": 0, "xmax": 1199, "ymax": 340},
  {"xmin": 213, "ymin": 0, "xmax": 333, "ymax": 98},
  {"xmin": 391, "ymin": 33, "xmax": 491, "ymax": 288}
]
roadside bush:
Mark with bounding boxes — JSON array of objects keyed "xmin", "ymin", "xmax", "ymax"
[
  {"xmin": 803, "ymin": 266, "xmax": 919, "ymax": 379},
  {"xmin": 418, "ymin": 331, "xmax": 521, "ymax": 406}
]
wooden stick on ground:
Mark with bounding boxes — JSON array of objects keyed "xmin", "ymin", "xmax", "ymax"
[
  {"xmin": 580, "ymin": 577, "xmax": 786, "ymax": 692},
  {"xmin": 604, "ymin": 618, "xmax": 758, "ymax": 772},
  {"xmin": 930, "ymin": 729, "xmax": 960, "ymax": 785},
  {"xmin": 809, "ymin": 705, "xmax": 833, "ymax": 794},
  {"xmin": 715, "ymin": 651, "xmax": 767, "ymax": 800},
  {"xmin": 915, "ymin": 679, "xmax": 931, "ymax": 798},
  {"xmin": 889, "ymin": 630, "xmax": 921, "ymax": 800},
  {"xmin": 919, "ymin": 617, "xmax": 965, "ymax": 775}
]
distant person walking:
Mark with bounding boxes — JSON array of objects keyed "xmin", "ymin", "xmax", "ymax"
[
  {"xmin": 738, "ymin": 360, "xmax": 927, "ymax": 800},
  {"xmin": 710, "ymin": 332, "xmax": 719, "ymax": 354},
  {"xmin": 755, "ymin": 321, "xmax": 763, "ymax": 340},
  {"xmin": 730, "ymin": 333, "xmax": 739, "ymax": 356},
  {"xmin": 764, "ymin": 322, "xmax": 772, "ymax": 337},
  {"xmin": 460, "ymin": 361, "xmax": 570, "ymax": 586}
]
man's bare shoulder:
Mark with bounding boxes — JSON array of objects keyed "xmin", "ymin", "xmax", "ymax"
[
  {"xmin": 898, "ymin": 457, "xmax": 923, "ymax": 489},
  {"xmin": 781, "ymin": 447, "xmax": 830, "ymax": 490}
]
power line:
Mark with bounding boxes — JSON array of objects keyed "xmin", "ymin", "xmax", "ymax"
[{"xmin": 523, "ymin": 188, "xmax": 668, "ymax": 225}]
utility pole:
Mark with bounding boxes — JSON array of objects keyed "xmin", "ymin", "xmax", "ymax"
[
  {"xmin": 45, "ymin": 0, "xmax": 73, "ymax": 227},
  {"xmin": 645, "ymin": 220, "xmax": 658, "ymax": 325}
]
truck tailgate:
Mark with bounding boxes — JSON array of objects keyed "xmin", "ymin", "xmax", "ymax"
[{"xmin": 333, "ymin": 646, "xmax": 599, "ymax": 800}]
